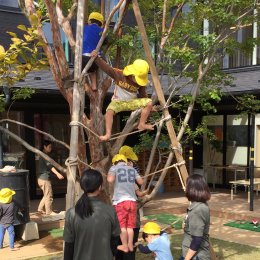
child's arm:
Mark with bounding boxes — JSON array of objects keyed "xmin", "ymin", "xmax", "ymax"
[
  {"xmin": 51, "ymin": 167, "xmax": 64, "ymax": 180},
  {"xmin": 107, "ymin": 173, "xmax": 115, "ymax": 183},
  {"xmin": 137, "ymin": 244, "xmax": 152, "ymax": 254},
  {"xmin": 136, "ymin": 176, "xmax": 143, "ymax": 186},
  {"xmin": 91, "ymin": 51, "xmax": 117, "ymax": 79},
  {"xmin": 136, "ymin": 188, "xmax": 148, "ymax": 197},
  {"xmin": 138, "ymin": 86, "xmax": 148, "ymax": 98}
]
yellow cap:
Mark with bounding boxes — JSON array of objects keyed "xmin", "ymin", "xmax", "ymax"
[
  {"xmin": 143, "ymin": 222, "xmax": 161, "ymax": 234},
  {"xmin": 88, "ymin": 12, "xmax": 104, "ymax": 24},
  {"xmin": 119, "ymin": 146, "xmax": 138, "ymax": 161},
  {"xmin": 123, "ymin": 59, "xmax": 149, "ymax": 86},
  {"xmin": 112, "ymin": 154, "xmax": 127, "ymax": 165},
  {"xmin": 0, "ymin": 188, "xmax": 16, "ymax": 204}
]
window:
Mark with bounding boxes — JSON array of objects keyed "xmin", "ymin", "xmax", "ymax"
[{"xmin": 227, "ymin": 27, "xmax": 253, "ymax": 68}]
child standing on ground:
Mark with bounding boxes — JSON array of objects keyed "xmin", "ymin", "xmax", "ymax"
[
  {"xmin": 0, "ymin": 188, "xmax": 18, "ymax": 251},
  {"xmin": 107, "ymin": 154, "xmax": 143, "ymax": 253},
  {"xmin": 82, "ymin": 12, "xmax": 104, "ymax": 91},
  {"xmin": 137, "ymin": 222, "xmax": 173, "ymax": 260},
  {"xmin": 91, "ymin": 50, "xmax": 154, "ymax": 141}
]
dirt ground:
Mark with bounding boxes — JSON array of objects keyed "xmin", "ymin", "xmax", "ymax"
[{"xmin": 0, "ymin": 231, "xmax": 63, "ymax": 260}]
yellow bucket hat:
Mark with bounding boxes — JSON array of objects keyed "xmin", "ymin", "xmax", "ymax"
[
  {"xmin": 119, "ymin": 145, "xmax": 138, "ymax": 161},
  {"xmin": 143, "ymin": 222, "xmax": 161, "ymax": 234},
  {"xmin": 88, "ymin": 12, "xmax": 104, "ymax": 24},
  {"xmin": 112, "ymin": 154, "xmax": 127, "ymax": 165},
  {"xmin": 123, "ymin": 59, "xmax": 149, "ymax": 86},
  {"xmin": 0, "ymin": 188, "xmax": 16, "ymax": 204}
]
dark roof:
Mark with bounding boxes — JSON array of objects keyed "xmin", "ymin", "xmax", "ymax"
[
  {"xmin": 13, "ymin": 70, "xmax": 60, "ymax": 92},
  {"xmin": 12, "ymin": 66, "xmax": 260, "ymax": 97},
  {"xmin": 0, "ymin": 6, "xmax": 30, "ymax": 49}
]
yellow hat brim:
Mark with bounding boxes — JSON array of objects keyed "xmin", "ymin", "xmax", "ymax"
[{"xmin": 123, "ymin": 65, "xmax": 148, "ymax": 87}]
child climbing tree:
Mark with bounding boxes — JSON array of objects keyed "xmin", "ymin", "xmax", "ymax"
[{"xmin": 1, "ymin": 0, "xmax": 256, "ymax": 208}]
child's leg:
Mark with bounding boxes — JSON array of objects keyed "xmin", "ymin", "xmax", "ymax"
[
  {"xmin": 99, "ymin": 109, "xmax": 115, "ymax": 141},
  {"xmin": 0, "ymin": 224, "xmax": 6, "ymax": 248},
  {"xmin": 44, "ymin": 181, "xmax": 54, "ymax": 215},
  {"xmin": 117, "ymin": 228, "xmax": 129, "ymax": 253},
  {"xmin": 37, "ymin": 179, "xmax": 45, "ymax": 213},
  {"xmin": 138, "ymin": 101, "xmax": 154, "ymax": 131},
  {"xmin": 126, "ymin": 201, "xmax": 137, "ymax": 252},
  {"xmin": 126, "ymin": 228, "xmax": 134, "ymax": 251},
  {"xmin": 89, "ymin": 72, "xmax": 97, "ymax": 91},
  {"xmin": 7, "ymin": 225, "xmax": 15, "ymax": 250}
]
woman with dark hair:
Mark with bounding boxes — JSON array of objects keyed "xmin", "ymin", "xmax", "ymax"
[
  {"xmin": 180, "ymin": 174, "xmax": 211, "ymax": 260},
  {"xmin": 37, "ymin": 140, "xmax": 64, "ymax": 215},
  {"xmin": 63, "ymin": 169, "xmax": 120, "ymax": 260}
]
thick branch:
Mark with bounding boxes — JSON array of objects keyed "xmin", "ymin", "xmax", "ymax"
[
  {"xmin": 45, "ymin": 0, "xmax": 69, "ymax": 78},
  {"xmin": 0, "ymin": 119, "xmax": 69, "ymax": 149},
  {"xmin": 177, "ymin": 53, "xmax": 216, "ymax": 141},
  {"xmin": 113, "ymin": 0, "xmax": 130, "ymax": 35},
  {"xmin": 158, "ymin": 1, "xmax": 186, "ymax": 60},
  {"xmin": 162, "ymin": 0, "xmax": 168, "ymax": 34},
  {"xmin": 0, "ymin": 126, "xmax": 66, "ymax": 173},
  {"xmin": 142, "ymin": 119, "xmax": 164, "ymax": 187},
  {"xmin": 56, "ymin": 0, "xmax": 76, "ymax": 52}
]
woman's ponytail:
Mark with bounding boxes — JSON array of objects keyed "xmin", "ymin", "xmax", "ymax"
[
  {"xmin": 75, "ymin": 193, "xmax": 93, "ymax": 219},
  {"xmin": 75, "ymin": 169, "xmax": 103, "ymax": 219}
]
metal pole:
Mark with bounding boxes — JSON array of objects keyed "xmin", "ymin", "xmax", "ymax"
[{"xmin": 250, "ymin": 114, "xmax": 255, "ymax": 211}]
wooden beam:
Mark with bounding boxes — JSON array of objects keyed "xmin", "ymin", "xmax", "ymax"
[
  {"xmin": 66, "ymin": 0, "xmax": 86, "ymax": 209},
  {"xmin": 132, "ymin": 0, "xmax": 189, "ymax": 187},
  {"xmin": 101, "ymin": 0, "xmax": 105, "ymax": 17}
]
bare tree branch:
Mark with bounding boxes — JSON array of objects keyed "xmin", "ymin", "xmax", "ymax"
[
  {"xmin": 56, "ymin": 0, "xmax": 76, "ymax": 52},
  {"xmin": 162, "ymin": 0, "xmax": 168, "ymax": 34},
  {"xmin": 45, "ymin": 0, "xmax": 70, "ymax": 79},
  {"xmin": 0, "ymin": 126, "xmax": 66, "ymax": 173},
  {"xmin": 0, "ymin": 119, "xmax": 70, "ymax": 149}
]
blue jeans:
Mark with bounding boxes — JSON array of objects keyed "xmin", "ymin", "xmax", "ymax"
[{"xmin": 0, "ymin": 224, "xmax": 15, "ymax": 249}]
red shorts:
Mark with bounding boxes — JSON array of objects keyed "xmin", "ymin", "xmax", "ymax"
[{"xmin": 115, "ymin": 201, "xmax": 137, "ymax": 229}]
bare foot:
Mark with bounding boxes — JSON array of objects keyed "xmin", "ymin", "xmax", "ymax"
[
  {"xmin": 99, "ymin": 134, "xmax": 111, "ymax": 141},
  {"xmin": 117, "ymin": 245, "xmax": 129, "ymax": 253},
  {"xmin": 137, "ymin": 123, "xmax": 154, "ymax": 131},
  {"xmin": 128, "ymin": 243, "xmax": 134, "ymax": 252}
]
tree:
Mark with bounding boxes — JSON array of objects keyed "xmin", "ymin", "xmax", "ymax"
[{"xmin": 1, "ymin": 0, "xmax": 259, "ymax": 208}]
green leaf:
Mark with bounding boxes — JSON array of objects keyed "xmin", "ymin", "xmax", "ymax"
[{"xmin": 17, "ymin": 24, "xmax": 27, "ymax": 31}]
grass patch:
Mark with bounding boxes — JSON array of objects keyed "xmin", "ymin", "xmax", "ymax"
[
  {"xmin": 48, "ymin": 228, "xmax": 64, "ymax": 238},
  {"xmin": 144, "ymin": 213, "xmax": 183, "ymax": 230},
  {"xmin": 224, "ymin": 221, "xmax": 260, "ymax": 232}
]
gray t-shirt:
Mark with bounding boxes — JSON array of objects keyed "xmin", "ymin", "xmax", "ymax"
[
  {"xmin": 108, "ymin": 162, "xmax": 141, "ymax": 205},
  {"xmin": 182, "ymin": 202, "xmax": 210, "ymax": 260},
  {"xmin": 63, "ymin": 197, "xmax": 120, "ymax": 260},
  {"xmin": 0, "ymin": 201, "xmax": 15, "ymax": 228}
]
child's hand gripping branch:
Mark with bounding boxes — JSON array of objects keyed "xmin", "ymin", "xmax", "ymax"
[
  {"xmin": 91, "ymin": 51, "xmax": 154, "ymax": 141},
  {"xmin": 138, "ymin": 222, "xmax": 173, "ymax": 260}
]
